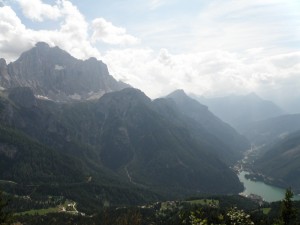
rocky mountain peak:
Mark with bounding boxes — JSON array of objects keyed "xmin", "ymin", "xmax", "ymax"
[
  {"xmin": 87, "ymin": 57, "xmax": 98, "ymax": 62},
  {"xmin": 35, "ymin": 42, "xmax": 50, "ymax": 49},
  {"xmin": 167, "ymin": 89, "xmax": 208, "ymax": 111},
  {"xmin": 167, "ymin": 89, "xmax": 187, "ymax": 98},
  {"xmin": 17, "ymin": 42, "xmax": 73, "ymax": 65},
  {"xmin": 0, "ymin": 42, "xmax": 129, "ymax": 102}
]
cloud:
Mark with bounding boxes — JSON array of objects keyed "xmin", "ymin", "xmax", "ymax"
[
  {"xmin": 103, "ymin": 47, "xmax": 300, "ymax": 102},
  {"xmin": 17, "ymin": 0, "xmax": 62, "ymax": 21},
  {"xmin": 0, "ymin": 0, "xmax": 140, "ymax": 61},
  {"xmin": 191, "ymin": 0, "xmax": 300, "ymax": 52},
  {"xmin": 0, "ymin": 6, "xmax": 34, "ymax": 60},
  {"xmin": 0, "ymin": 1, "xmax": 100, "ymax": 61},
  {"xmin": 1, "ymin": 0, "xmax": 299, "ymax": 109},
  {"xmin": 53, "ymin": 0, "xmax": 100, "ymax": 59},
  {"xmin": 91, "ymin": 18, "xmax": 139, "ymax": 45}
]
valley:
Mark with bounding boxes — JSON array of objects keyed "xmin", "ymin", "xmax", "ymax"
[
  {"xmin": 0, "ymin": 43, "xmax": 300, "ymax": 225},
  {"xmin": 234, "ymin": 144, "xmax": 300, "ymax": 202},
  {"xmin": 1, "ymin": 1, "xmax": 299, "ymax": 224}
]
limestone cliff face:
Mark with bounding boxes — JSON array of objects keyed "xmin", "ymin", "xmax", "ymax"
[
  {"xmin": 0, "ymin": 58, "xmax": 10, "ymax": 88},
  {"xmin": 0, "ymin": 42, "xmax": 129, "ymax": 102}
]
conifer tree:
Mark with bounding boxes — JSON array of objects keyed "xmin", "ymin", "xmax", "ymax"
[
  {"xmin": 0, "ymin": 190, "xmax": 12, "ymax": 225},
  {"xmin": 281, "ymin": 187, "xmax": 297, "ymax": 225}
]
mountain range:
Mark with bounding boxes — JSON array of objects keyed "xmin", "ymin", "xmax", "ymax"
[
  {"xmin": 0, "ymin": 44, "xmax": 250, "ymax": 211},
  {"xmin": 194, "ymin": 93, "xmax": 284, "ymax": 132},
  {"xmin": 241, "ymin": 113, "xmax": 300, "ymax": 193},
  {"xmin": 1, "ymin": 42, "xmax": 299, "ymax": 215},
  {"xmin": 194, "ymin": 92, "xmax": 300, "ymax": 192}
]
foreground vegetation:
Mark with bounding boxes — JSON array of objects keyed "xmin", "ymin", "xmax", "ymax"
[{"xmin": 1, "ymin": 188, "xmax": 300, "ymax": 225}]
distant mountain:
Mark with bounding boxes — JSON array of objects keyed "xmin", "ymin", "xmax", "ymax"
[
  {"xmin": 0, "ymin": 42, "xmax": 129, "ymax": 102},
  {"xmin": 242, "ymin": 113, "xmax": 300, "ymax": 145},
  {"xmin": 0, "ymin": 87, "xmax": 243, "ymax": 210},
  {"xmin": 194, "ymin": 93, "xmax": 284, "ymax": 132},
  {"xmin": 276, "ymin": 98, "xmax": 300, "ymax": 114},
  {"xmin": 254, "ymin": 130, "xmax": 300, "ymax": 193},
  {"xmin": 166, "ymin": 90, "xmax": 250, "ymax": 164}
]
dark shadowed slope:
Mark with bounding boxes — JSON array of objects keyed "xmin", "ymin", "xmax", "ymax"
[{"xmin": 0, "ymin": 87, "xmax": 243, "ymax": 198}]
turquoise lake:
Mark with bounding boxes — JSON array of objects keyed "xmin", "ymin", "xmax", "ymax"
[{"xmin": 238, "ymin": 171, "xmax": 300, "ymax": 202}]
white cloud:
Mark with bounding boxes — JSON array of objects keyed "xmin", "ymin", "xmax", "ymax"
[
  {"xmin": 17, "ymin": 0, "xmax": 62, "ymax": 21},
  {"xmin": 91, "ymin": 18, "xmax": 139, "ymax": 45},
  {"xmin": 0, "ymin": 6, "xmax": 34, "ymax": 60},
  {"xmin": 0, "ymin": 0, "xmax": 138, "ymax": 62},
  {"xmin": 53, "ymin": 0, "xmax": 100, "ymax": 59},
  {"xmin": 0, "ymin": 1, "xmax": 100, "ymax": 62},
  {"xmin": 104, "ymin": 47, "xmax": 300, "ymax": 102}
]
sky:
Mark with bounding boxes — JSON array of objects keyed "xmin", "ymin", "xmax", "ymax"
[{"xmin": 0, "ymin": 0, "xmax": 300, "ymax": 109}]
